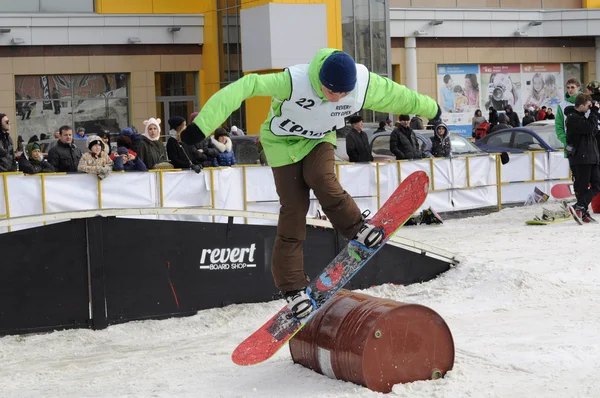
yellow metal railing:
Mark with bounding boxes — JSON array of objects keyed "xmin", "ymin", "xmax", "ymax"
[{"xmin": 0, "ymin": 151, "xmax": 572, "ymax": 228}]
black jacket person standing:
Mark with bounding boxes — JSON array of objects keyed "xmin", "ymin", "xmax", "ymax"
[
  {"xmin": 346, "ymin": 115, "xmax": 373, "ymax": 162},
  {"xmin": 390, "ymin": 114, "xmax": 422, "ymax": 160},
  {"xmin": 566, "ymin": 93, "xmax": 600, "ymax": 223}
]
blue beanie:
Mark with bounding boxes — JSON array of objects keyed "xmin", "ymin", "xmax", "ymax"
[{"xmin": 319, "ymin": 52, "xmax": 357, "ymax": 93}]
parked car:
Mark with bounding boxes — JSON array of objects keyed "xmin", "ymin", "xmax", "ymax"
[
  {"xmin": 475, "ymin": 126, "xmax": 563, "ymax": 153},
  {"xmin": 370, "ymin": 130, "xmax": 487, "ymax": 160}
]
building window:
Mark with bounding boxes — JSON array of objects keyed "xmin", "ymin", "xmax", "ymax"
[
  {"xmin": 217, "ymin": 0, "xmax": 245, "ymax": 131},
  {"xmin": 15, "ymin": 74, "xmax": 129, "ymax": 143},
  {"xmin": 155, "ymin": 72, "xmax": 198, "ymax": 131},
  {"xmin": 342, "ymin": 0, "xmax": 390, "ymax": 124}
]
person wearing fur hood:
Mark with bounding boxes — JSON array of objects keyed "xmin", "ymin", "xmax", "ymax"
[
  {"xmin": 77, "ymin": 135, "xmax": 113, "ymax": 179},
  {"xmin": 138, "ymin": 118, "xmax": 171, "ymax": 169},
  {"xmin": 211, "ymin": 128, "xmax": 237, "ymax": 167},
  {"xmin": 430, "ymin": 123, "xmax": 451, "ymax": 158}
]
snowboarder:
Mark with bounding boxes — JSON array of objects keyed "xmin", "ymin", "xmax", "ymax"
[{"xmin": 181, "ymin": 48, "xmax": 441, "ymax": 319}]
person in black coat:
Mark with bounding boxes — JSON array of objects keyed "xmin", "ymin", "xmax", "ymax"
[
  {"xmin": 431, "ymin": 123, "xmax": 451, "ymax": 158},
  {"xmin": 504, "ymin": 105, "xmax": 520, "ymax": 127},
  {"xmin": 166, "ymin": 116, "xmax": 205, "ymax": 173},
  {"xmin": 566, "ymin": 93, "xmax": 600, "ymax": 221},
  {"xmin": 390, "ymin": 114, "xmax": 422, "ymax": 160},
  {"xmin": 345, "ymin": 115, "xmax": 373, "ymax": 162}
]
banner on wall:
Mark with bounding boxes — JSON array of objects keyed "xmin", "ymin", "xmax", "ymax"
[
  {"xmin": 521, "ymin": 64, "xmax": 563, "ymax": 111},
  {"xmin": 479, "ymin": 64, "xmax": 522, "ymax": 114},
  {"xmin": 437, "ymin": 65, "xmax": 481, "ymax": 137}
]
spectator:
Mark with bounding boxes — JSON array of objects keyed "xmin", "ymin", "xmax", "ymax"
[
  {"xmin": 491, "ymin": 114, "xmax": 511, "ymax": 133},
  {"xmin": 566, "ymin": 93, "xmax": 600, "ymax": 223},
  {"xmin": 211, "ymin": 128, "xmax": 237, "ymax": 167},
  {"xmin": 40, "ymin": 133, "xmax": 47, "ymax": 141},
  {"xmin": 97, "ymin": 131, "xmax": 111, "ymax": 154},
  {"xmin": 522, "ymin": 110, "xmax": 536, "ymax": 126},
  {"xmin": 431, "ymin": 123, "xmax": 451, "ymax": 158},
  {"xmin": 385, "ymin": 119, "xmax": 393, "ymax": 131},
  {"xmin": 17, "ymin": 135, "xmax": 24, "ymax": 152},
  {"xmin": 471, "ymin": 109, "xmax": 486, "ymax": 137},
  {"xmin": 345, "ymin": 114, "xmax": 372, "ymax": 163},
  {"xmin": 504, "ymin": 105, "xmax": 520, "ymax": 127},
  {"xmin": 47, "ymin": 125, "xmax": 82, "ymax": 172},
  {"xmin": 189, "ymin": 111, "xmax": 199, "ymax": 124},
  {"xmin": 410, "ymin": 115, "xmax": 424, "ymax": 130},
  {"xmin": 18, "ymin": 142, "xmax": 55, "ymax": 174},
  {"xmin": 257, "ymin": 138, "xmax": 268, "ymax": 166},
  {"xmin": 52, "ymin": 87, "xmax": 61, "ymax": 115},
  {"xmin": 47, "ymin": 129, "xmax": 60, "ymax": 151},
  {"xmin": 112, "ymin": 146, "xmax": 147, "ymax": 172},
  {"xmin": 139, "ymin": 118, "xmax": 171, "ymax": 169},
  {"xmin": 545, "ymin": 108, "xmax": 555, "ymax": 120},
  {"xmin": 390, "ymin": 114, "xmax": 422, "ymax": 160},
  {"xmin": 0, "ymin": 113, "xmax": 16, "ymax": 172},
  {"xmin": 230, "ymin": 126, "xmax": 245, "ymax": 136},
  {"xmin": 78, "ymin": 135, "xmax": 113, "ymax": 179},
  {"xmin": 374, "ymin": 121, "xmax": 387, "ymax": 134},
  {"xmin": 537, "ymin": 106, "xmax": 547, "ymax": 121},
  {"xmin": 75, "ymin": 127, "xmax": 88, "ymax": 139},
  {"xmin": 488, "ymin": 106, "xmax": 499, "ymax": 128},
  {"xmin": 166, "ymin": 116, "xmax": 204, "ymax": 173},
  {"xmin": 119, "ymin": 127, "xmax": 142, "ymax": 154},
  {"xmin": 28, "ymin": 135, "xmax": 39, "ymax": 144}
]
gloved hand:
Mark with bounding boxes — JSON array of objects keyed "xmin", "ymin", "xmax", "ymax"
[
  {"xmin": 181, "ymin": 123, "xmax": 205, "ymax": 146},
  {"xmin": 191, "ymin": 164, "xmax": 203, "ymax": 174}
]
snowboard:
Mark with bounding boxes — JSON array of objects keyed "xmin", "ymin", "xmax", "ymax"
[
  {"xmin": 231, "ymin": 170, "xmax": 430, "ymax": 366},
  {"xmin": 551, "ymin": 183, "xmax": 574, "ymax": 199},
  {"xmin": 525, "ymin": 203, "xmax": 572, "ymax": 225}
]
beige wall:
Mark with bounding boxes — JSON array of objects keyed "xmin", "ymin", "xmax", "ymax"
[
  {"xmin": 392, "ymin": 46, "xmax": 596, "ymax": 101},
  {"xmin": 3, "ymin": 53, "xmax": 203, "ymax": 142},
  {"xmin": 389, "ymin": 0, "xmax": 583, "ymax": 8}
]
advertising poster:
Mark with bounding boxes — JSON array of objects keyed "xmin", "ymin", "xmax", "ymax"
[
  {"xmin": 480, "ymin": 64, "xmax": 522, "ymax": 114},
  {"xmin": 437, "ymin": 64, "xmax": 481, "ymax": 136},
  {"xmin": 521, "ymin": 64, "xmax": 563, "ymax": 111}
]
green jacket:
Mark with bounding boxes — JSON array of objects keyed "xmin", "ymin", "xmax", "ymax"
[
  {"xmin": 556, "ymin": 92, "xmax": 577, "ymax": 148},
  {"xmin": 193, "ymin": 48, "xmax": 439, "ymax": 167}
]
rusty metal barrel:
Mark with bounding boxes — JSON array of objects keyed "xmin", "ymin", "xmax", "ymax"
[{"xmin": 289, "ymin": 289, "xmax": 454, "ymax": 393}]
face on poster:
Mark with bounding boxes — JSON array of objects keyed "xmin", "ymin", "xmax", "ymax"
[
  {"xmin": 522, "ymin": 64, "xmax": 563, "ymax": 111},
  {"xmin": 437, "ymin": 65, "xmax": 481, "ymax": 136},
  {"xmin": 437, "ymin": 65, "xmax": 481, "ymax": 114},
  {"xmin": 480, "ymin": 64, "xmax": 522, "ymax": 113}
]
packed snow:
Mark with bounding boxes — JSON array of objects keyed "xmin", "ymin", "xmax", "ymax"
[{"xmin": 1, "ymin": 204, "xmax": 599, "ymax": 398}]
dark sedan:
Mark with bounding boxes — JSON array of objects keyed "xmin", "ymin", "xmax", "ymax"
[{"xmin": 475, "ymin": 126, "xmax": 563, "ymax": 153}]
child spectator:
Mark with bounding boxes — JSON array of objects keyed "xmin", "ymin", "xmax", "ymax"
[
  {"xmin": 211, "ymin": 128, "xmax": 237, "ymax": 167},
  {"xmin": 18, "ymin": 142, "xmax": 55, "ymax": 174},
  {"xmin": 112, "ymin": 146, "xmax": 147, "ymax": 171},
  {"xmin": 78, "ymin": 135, "xmax": 113, "ymax": 179}
]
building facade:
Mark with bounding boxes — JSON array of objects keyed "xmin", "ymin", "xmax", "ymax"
[{"xmin": 0, "ymin": 0, "xmax": 599, "ymax": 142}]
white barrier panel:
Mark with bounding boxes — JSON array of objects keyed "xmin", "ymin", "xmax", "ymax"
[
  {"xmin": 245, "ymin": 166, "xmax": 277, "ymax": 203},
  {"xmin": 501, "ymin": 153, "xmax": 532, "ymax": 183},
  {"xmin": 451, "ymin": 186, "xmax": 498, "ymax": 210},
  {"xmin": 533, "ymin": 152, "xmax": 548, "ymax": 181},
  {"xmin": 400, "ymin": 160, "xmax": 431, "ymax": 184},
  {"xmin": 6, "ymin": 175, "xmax": 44, "ymax": 231},
  {"xmin": 501, "ymin": 181, "xmax": 542, "ymax": 203},
  {"xmin": 338, "ymin": 163, "xmax": 378, "ymax": 215},
  {"xmin": 44, "ymin": 174, "xmax": 99, "ymax": 213},
  {"xmin": 469, "ymin": 155, "xmax": 496, "ymax": 187},
  {"xmin": 160, "ymin": 171, "xmax": 210, "ymax": 222},
  {"xmin": 450, "ymin": 158, "xmax": 468, "ymax": 189},
  {"xmin": 102, "ymin": 172, "xmax": 158, "ymax": 209},
  {"xmin": 426, "ymin": 190, "xmax": 452, "ymax": 212},
  {"xmin": 213, "ymin": 167, "xmax": 245, "ymax": 224},
  {"xmin": 548, "ymin": 152, "xmax": 570, "ymax": 180},
  {"xmin": 432, "ymin": 158, "xmax": 452, "ymax": 190},
  {"xmin": 377, "ymin": 162, "xmax": 400, "ymax": 206}
]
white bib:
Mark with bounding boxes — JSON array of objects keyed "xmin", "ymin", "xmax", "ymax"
[{"xmin": 270, "ymin": 63, "xmax": 369, "ymax": 139}]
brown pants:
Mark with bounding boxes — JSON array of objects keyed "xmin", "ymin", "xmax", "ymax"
[{"xmin": 271, "ymin": 143, "xmax": 363, "ymax": 292}]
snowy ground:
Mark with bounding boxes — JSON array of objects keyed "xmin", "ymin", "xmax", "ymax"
[{"xmin": 1, "ymin": 204, "xmax": 599, "ymax": 398}]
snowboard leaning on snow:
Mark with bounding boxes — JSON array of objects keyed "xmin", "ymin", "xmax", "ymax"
[
  {"xmin": 525, "ymin": 203, "xmax": 572, "ymax": 225},
  {"xmin": 231, "ymin": 170, "xmax": 430, "ymax": 366},
  {"xmin": 551, "ymin": 183, "xmax": 575, "ymax": 199}
]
